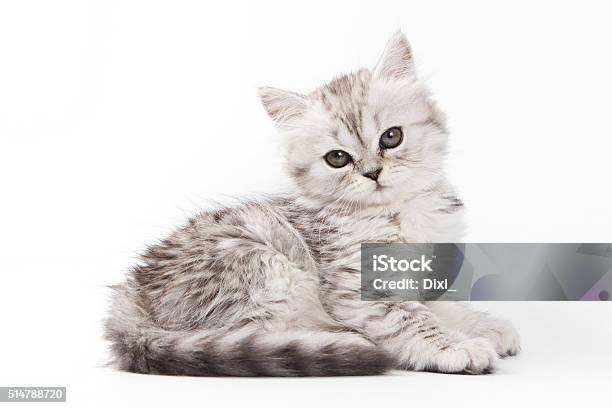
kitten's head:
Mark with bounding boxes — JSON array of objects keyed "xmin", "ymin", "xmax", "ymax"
[{"xmin": 259, "ymin": 31, "xmax": 448, "ymax": 208}]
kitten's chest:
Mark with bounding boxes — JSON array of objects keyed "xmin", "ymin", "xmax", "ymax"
[
  {"xmin": 310, "ymin": 190, "xmax": 465, "ymax": 271},
  {"xmin": 336, "ymin": 207, "xmax": 441, "ymax": 244},
  {"xmin": 337, "ymin": 212, "xmax": 401, "ymax": 243},
  {"xmin": 318, "ymin": 203, "xmax": 463, "ymax": 268}
]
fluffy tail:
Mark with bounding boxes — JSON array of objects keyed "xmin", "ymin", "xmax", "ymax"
[
  {"xmin": 105, "ymin": 322, "xmax": 393, "ymax": 376},
  {"xmin": 104, "ymin": 288, "xmax": 392, "ymax": 376}
]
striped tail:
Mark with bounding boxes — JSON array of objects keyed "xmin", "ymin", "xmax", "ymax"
[{"xmin": 105, "ymin": 321, "xmax": 393, "ymax": 376}]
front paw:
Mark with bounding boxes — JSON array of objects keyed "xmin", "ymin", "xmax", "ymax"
[
  {"xmin": 476, "ymin": 318, "xmax": 521, "ymax": 357},
  {"xmin": 427, "ymin": 337, "xmax": 498, "ymax": 375}
]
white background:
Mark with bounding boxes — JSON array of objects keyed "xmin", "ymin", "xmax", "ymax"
[{"xmin": 1, "ymin": 1, "xmax": 611, "ymax": 407}]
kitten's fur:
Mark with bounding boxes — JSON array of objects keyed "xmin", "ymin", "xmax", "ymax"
[{"xmin": 105, "ymin": 31, "xmax": 520, "ymax": 376}]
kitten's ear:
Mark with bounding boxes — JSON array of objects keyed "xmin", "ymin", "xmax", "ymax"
[
  {"xmin": 258, "ymin": 86, "xmax": 309, "ymax": 125},
  {"xmin": 373, "ymin": 30, "xmax": 414, "ymax": 80}
]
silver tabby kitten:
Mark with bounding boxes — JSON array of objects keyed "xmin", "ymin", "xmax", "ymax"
[{"xmin": 105, "ymin": 31, "xmax": 520, "ymax": 376}]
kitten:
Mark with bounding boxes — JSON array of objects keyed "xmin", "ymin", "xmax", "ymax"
[{"xmin": 105, "ymin": 31, "xmax": 520, "ymax": 376}]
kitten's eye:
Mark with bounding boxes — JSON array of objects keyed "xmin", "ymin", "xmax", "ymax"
[
  {"xmin": 324, "ymin": 150, "xmax": 352, "ymax": 168},
  {"xmin": 379, "ymin": 127, "xmax": 403, "ymax": 149}
]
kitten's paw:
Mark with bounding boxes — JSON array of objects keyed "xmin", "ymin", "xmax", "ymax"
[
  {"xmin": 429, "ymin": 337, "xmax": 498, "ymax": 375},
  {"xmin": 476, "ymin": 319, "xmax": 521, "ymax": 357}
]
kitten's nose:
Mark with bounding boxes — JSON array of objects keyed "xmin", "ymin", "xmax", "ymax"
[{"xmin": 363, "ymin": 168, "xmax": 382, "ymax": 181}]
